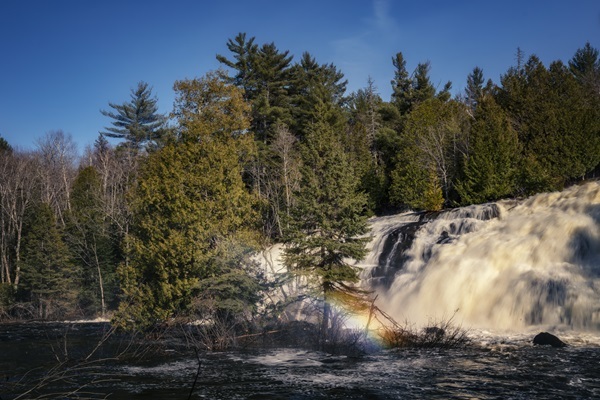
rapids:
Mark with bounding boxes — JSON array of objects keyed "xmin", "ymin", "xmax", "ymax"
[{"xmin": 361, "ymin": 181, "xmax": 600, "ymax": 331}]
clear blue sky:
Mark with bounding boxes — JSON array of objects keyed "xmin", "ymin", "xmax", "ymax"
[{"xmin": 1, "ymin": 0, "xmax": 598, "ymax": 153}]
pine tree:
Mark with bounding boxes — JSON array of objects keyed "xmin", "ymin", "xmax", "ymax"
[
  {"xmin": 283, "ymin": 102, "xmax": 369, "ymax": 344},
  {"xmin": 464, "ymin": 67, "xmax": 485, "ymax": 115},
  {"xmin": 497, "ymin": 55, "xmax": 600, "ymax": 190},
  {"xmin": 456, "ymin": 96, "xmax": 520, "ymax": 204},
  {"xmin": 289, "ymin": 52, "xmax": 347, "ymax": 138},
  {"xmin": 100, "ymin": 81, "xmax": 166, "ymax": 152},
  {"xmin": 67, "ymin": 166, "xmax": 116, "ymax": 316},
  {"xmin": 390, "ymin": 52, "xmax": 412, "ymax": 115},
  {"xmin": 19, "ymin": 203, "xmax": 77, "ymax": 319},
  {"xmin": 0, "ymin": 136, "xmax": 11, "ymax": 153},
  {"xmin": 569, "ymin": 42, "xmax": 600, "ymax": 91},
  {"xmin": 216, "ymin": 32, "xmax": 259, "ymax": 94},
  {"xmin": 390, "ymin": 53, "xmax": 450, "ymax": 115},
  {"xmin": 251, "ymin": 42, "xmax": 294, "ymax": 143},
  {"xmin": 217, "ymin": 34, "xmax": 294, "ymax": 144},
  {"xmin": 412, "ymin": 61, "xmax": 437, "ymax": 104}
]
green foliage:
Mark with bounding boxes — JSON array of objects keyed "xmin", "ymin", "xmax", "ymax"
[
  {"xmin": 390, "ymin": 161, "xmax": 444, "ymax": 211},
  {"xmin": 67, "ymin": 166, "xmax": 117, "ymax": 316},
  {"xmin": 0, "ymin": 283, "xmax": 15, "ymax": 308},
  {"xmin": 252, "ymin": 43, "xmax": 295, "ymax": 141},
  {"xmin": 389, "ymin": 99, "xmax": 466, "ymax": 210},
  {"xmin": 463, "ymin": 67, "xmax": 495, "ymax": 115},
  {"xmin": 390, "ymin": 52, "xmax": 412, "ymax": 115},
  {"xmin": 216, "ymin": 32, "xmax": 259, "ymax": 91},
  {"xmin": 289, "ymin": 52, "xmax": 348, "ymax": 137},
  {"xmin": 391, "ymin": 53, "xmax": 451, "ymax": 117},
  {"xmin": 193, "ymin": 238, "xmax": 263, "ymax": 318},
  {"xmin": 569, "ymin": 42, "xmax": 600, "ymax": 90},
  {"xmin": 498, "ymin": 54, "xmax": 600, "ymax": 191},
  {"xmin": 115, "ymin": 72, "xmax": 261, "ymax": 330},
  {"xmin": 19, "ymin": 203, "xmax": 77, "ymax": 319},
  {"xmin": 346, "ymin": 79, "xmax": 387, "ymax": 212},
  {"xmin": 101, "ymin": 81, "xmax": 167, "ymax": 152},
  {"xmin": 217, "ymin": 33, "xmax": 294, "ymax": 143},
  {"xmin": 0, "ymin": 136, "xmax": 12, "ymax": 153},
  {"xmin": 283, "ymin": 102, "xmax": 369, "ymax": 336},
  {"xmin": 412, "ymin": 62, "xmax": 437, "ymax": 104},
  {"xmin": 456, "ymin": 96, "xmax": 520, "ymax": 204}
]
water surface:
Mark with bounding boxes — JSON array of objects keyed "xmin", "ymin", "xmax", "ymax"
[{"xmin": 1, "ymin": 323, "xmax": 599, "ymax": 399}]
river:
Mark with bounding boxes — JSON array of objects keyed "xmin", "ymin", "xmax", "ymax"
[{"xmin": 1, "ymin": 322, "xmax": 599, "ymax": 399}]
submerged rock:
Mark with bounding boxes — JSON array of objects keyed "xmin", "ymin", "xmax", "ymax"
[{"xmin": 533, "ymin": 332, "xmax": 567, "ymax": 348}]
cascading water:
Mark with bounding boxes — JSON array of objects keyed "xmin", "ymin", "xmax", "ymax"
[{"xmin": 360, "ymin": 181, "xmax": 600, "ymax": 331}]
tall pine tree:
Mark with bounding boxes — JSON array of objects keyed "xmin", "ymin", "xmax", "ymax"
[
  {"xmin": 101, "ymin": 81, "xmax": 166, "ymax": 152},
  {"xmin": 19, "ymin": 203, "xmax": 77, "ymax": 319},
  {"xmin": 456, "ymin": 96, "xmax": 520, "ymax": 204},
  {"xmin": 283, "ymin": 102, "xmax": 369, "ymax": 345}
]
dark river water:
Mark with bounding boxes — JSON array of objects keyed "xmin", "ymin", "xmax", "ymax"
[{"xmin": 1, "ymin": 322, "xmax": 599, "ymax": 399}]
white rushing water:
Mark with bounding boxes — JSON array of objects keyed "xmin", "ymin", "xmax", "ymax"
[{"xmin": 362, "ymin": 182, "xmax": 600, "ymax": 331}]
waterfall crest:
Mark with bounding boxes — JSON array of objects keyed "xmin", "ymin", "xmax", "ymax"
[{"xmin": 361, "ymin": 182, "xmax": 600, "ymax": 331}]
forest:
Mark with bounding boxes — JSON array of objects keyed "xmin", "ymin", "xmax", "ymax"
[{"xmin": 0, "ymin": 33, "xmax": 599, "ymax": 340}]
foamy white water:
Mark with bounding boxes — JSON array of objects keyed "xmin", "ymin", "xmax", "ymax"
[{"xmin": 365, "ymin": 182, "xmax": 600, "ymax": 331}]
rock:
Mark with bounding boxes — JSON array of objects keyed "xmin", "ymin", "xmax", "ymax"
[{"xmin": 533, "ymin": 332, "xmax": 567, "ymax": 348}]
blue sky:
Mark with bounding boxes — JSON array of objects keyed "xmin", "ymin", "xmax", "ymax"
[{"xmin": 1, "ymin": 0, "xmax": 598, "ymax": 153}]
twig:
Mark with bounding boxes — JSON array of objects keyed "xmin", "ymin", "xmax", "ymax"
[{"xmin": 188, "ymin": 347, "xmax": 202, "ymax": 400}]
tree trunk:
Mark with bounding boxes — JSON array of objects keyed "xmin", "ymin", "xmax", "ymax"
[
  {"xmin": 93, "ymin": 241, "xmax": 106, "ymax": 317},
  {"xmin": 321, "ymin": 287, "xmax": 330, "ymax": 350}
]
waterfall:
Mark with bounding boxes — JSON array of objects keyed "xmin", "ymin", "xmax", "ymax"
[{"xmin": 361, "ymin": 182, "xmax": 600, "ymax": 331}]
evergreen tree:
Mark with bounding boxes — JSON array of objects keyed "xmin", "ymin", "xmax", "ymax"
[
  {"xmin": 390, "ymin": 52, "xmax": 412, "ymax": 115},
  {"xmin": 283, "ymin": 102, "xmax": 369, "ymax": 344},
  {"xmin": 0, "ymin": 136, "xmax": 11, "ymax": 153},
  {"xmin": 115, "ymin": 72, "xmax": 261, "ymax": 329},
  {"xmin": 569, "ymin": 42, "xmax": 600, "ymax": 92},
  {"xmin": 391, "ymin": 53, "xmax": 449, "ymax": 116},
  {"xmin": 100, "ymin": 81, "xmax": 166, "ymax": 152},
  {"xmin": 412, "ymin": 61, "xmax": 437, "ymax": 104},
  {"xmin": 289, "ymin": 52, "xmax": 348, "ymax": 138},
  {"xmin": 217, "ymin": 34, "xmax": 293, "ymax": 143},
  {"xmin": 463, "ymin": 67, "xmax": 489, "ymax": 115},
  {"xmin": 252, "ymin": 42, "xmax": 294, "ymax": 142},
  {"xmin": 67, "ymin": 166, "xmax": 116, "ymax": 316},
  {"xmin": 497, "ymin": 55, "xmax": 600, "ymax": 190},
  {"xmin": 19, "ymin": 203, "xmax": 77, "ymax": 319},
  {"xmin": 456, "ymin": 96, "xmax": 520, "ymax": 204},
  {"xmin": 216, "ymin": 32, "xmax": 259, "ymax": 94},
  {"xmin": 372, "ymin": 101, "xmax": 403, "ymax": 210},
  {"xmin": 390, "ymin": 159, "xmax": 444, "ymax": 211}
]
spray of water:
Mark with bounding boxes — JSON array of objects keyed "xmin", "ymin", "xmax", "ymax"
[{"xmin": 363, "ymin": 182, "xmax": 600, "ymax": 331}]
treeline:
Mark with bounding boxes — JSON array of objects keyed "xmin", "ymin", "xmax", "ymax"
[{"xmin": 0, "ymin": 34, "xmax": 598, "ymax": 327}]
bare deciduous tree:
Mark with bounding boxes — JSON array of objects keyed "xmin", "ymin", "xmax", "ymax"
[
  {"xmin": 35, "ymin": 131, "xmax": 77, "ymax": 226},
  {"xmin": 0, "ymin": 150, "xmax": 38, "ymax": 287}
]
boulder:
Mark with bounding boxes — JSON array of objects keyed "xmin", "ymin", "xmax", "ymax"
[{"xmin": 533, "ymin": 332, "xmax": 567, "ymax": 348}]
